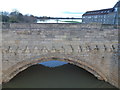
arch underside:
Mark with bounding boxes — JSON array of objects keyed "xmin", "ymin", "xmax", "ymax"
[{"xmin": 2, "ymin": 54, "xmax": 107, "ymax": 83}]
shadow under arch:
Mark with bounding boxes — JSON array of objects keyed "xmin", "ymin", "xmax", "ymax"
[{"xmin": 2, "ymin": 55, "xmax": 108, "ymax": 83}]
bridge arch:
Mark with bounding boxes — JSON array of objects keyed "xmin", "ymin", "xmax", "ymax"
[{"xmin": 2, "ymin": 53, "xmax": 107, "ymax": 83}]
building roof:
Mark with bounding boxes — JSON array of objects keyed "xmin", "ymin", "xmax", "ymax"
[
  {"xmin": 114, "ymin": 1, "xmax": 120, "ymax": 8},
  {"xmin": 82, "ymin": 1, "xmax": 120, "ymax": 16},
  {"xmin": 82, "ymin": 8, "xmax": 114, "ymax": 16}
]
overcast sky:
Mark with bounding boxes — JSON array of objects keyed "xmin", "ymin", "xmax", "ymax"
[{"xmin": 0, "ymin": 0, "xmax": 119, "ymax": 17}]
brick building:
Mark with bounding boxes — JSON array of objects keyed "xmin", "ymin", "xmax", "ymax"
[{"xmin": 82, "ymin": 1, "xmax": 120, "ymax": 25}]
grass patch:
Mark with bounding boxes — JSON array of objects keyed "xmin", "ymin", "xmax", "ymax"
[{"xmin": 62, "ymin": 21, "xmax": 81, "ymax": 23}]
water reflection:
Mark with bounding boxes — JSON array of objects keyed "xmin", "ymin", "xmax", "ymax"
[
  {"xmin": 39, "ymin": 60, "xmax": 68, "ymax": 67},
  {"xmin": 2, "ymin": 62, "xmax": 116, "ymax": 88},
  {"xmin": 37, "ymin": 19, "xmax": 82, "ymax": 23}
]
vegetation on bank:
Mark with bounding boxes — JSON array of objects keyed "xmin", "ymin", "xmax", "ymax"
[{"xmin": 0, "ymin": 10, "xmax": 37, "ymax": 23}]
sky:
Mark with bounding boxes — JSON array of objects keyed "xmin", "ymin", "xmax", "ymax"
[{"xmin": 0, "ymin": 0, "xmax": 119, "ymax": 17}]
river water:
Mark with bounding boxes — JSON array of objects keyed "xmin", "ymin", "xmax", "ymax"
[
  {"xmin": 2, "ymin": 61, "xmax": 116, "ymax": 88},
  {"xmin": 37, "ymin": 19, "xmax": 82, "ymax": 23}
]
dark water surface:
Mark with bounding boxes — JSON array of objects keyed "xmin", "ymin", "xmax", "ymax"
[{"xmin": 3, "ymin": 64, "xmax": 116, "ymax": 88}]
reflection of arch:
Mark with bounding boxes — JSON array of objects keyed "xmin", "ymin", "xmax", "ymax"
[{"xmin": 2, "ymin": 55, "xmax": 107, "ymax": 83}]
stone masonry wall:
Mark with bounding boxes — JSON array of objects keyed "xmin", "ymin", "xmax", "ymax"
[{"xmin": 2, "ymin": 23, "xmax": 119, "ymax": 88}]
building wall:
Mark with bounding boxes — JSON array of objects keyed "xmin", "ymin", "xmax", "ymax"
[{"xmin": 82, "ymin": 12, "xmax": 117, "ymax": 24}]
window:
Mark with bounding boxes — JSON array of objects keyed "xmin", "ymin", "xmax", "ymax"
[
  {"xmin": 94, "ymin": 16, "xmax": 97, "ymax": 18},
  {"xmin": 114, "ymin": 8, "xmax": 118, "ymax": 12},
  {"xmin": 82, "ymin": 16, "xmax": 85, "ymax": 18},
  {"xmin": 104, "ymin": 15, "xmax": 106, "ymax": 18}
]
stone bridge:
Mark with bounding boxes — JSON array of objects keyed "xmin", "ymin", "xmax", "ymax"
[{"xmin": 1, "ymin": 23, "xmax": 119, "ymax": 88}]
